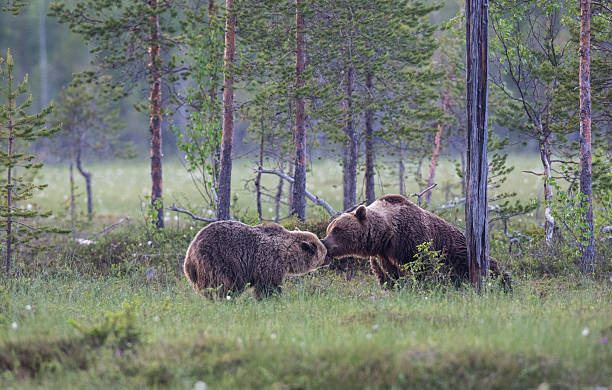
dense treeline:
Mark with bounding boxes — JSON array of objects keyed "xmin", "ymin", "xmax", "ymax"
[{"xmin": 0, "ymin": 0, "xmax": 610, "ymax": 277}]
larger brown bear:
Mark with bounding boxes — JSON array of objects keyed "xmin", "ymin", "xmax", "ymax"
[
  {"xmin": 183, "ymin": 221, "xmax": 328, "ymax": 299},
  {"xmin": 321, "ymin": 194, "xmax": 511, "ymax": 288}
]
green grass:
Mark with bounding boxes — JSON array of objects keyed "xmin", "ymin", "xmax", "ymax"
[
  {"xmin": 32, "ymin": 155, "xmax": 545, "ymax": 221},
  {"xmin": 1, "ymin": 271, "xmax": 611, "ymax": 389}
]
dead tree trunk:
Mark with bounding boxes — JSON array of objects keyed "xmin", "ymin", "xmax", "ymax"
[
  {"xmin": 291, "ymin": 0, "xmax": 307, "ymax": 220},
  {"xmin": 342, "ymin": 63, "xmax": 357, "ymax": 210},
  {"xmin": 465, "ymin": 0, "xmax": 490, "ymax": 289},
  {"xmin": 579, "ymin": 0, "xmax": 595, "ymax": 272},
  {"xmin": 208, "ymin": 0, "xmax": 221, "ymax": 191},
  {"xmin": 149, "ymin": 0, "xmax": 164, "ymax": 228},
  {"xmin": 364, "ymin": 71, "xmax": 376, "ymax": 205},
  {"xmin": 69, "ymin": 159, "xmax": 76, "ymax": 242},
  {"xmin": 275, "ymin": 167, "xmax": 284, "ymax": 223},
  {"xmin": 75, "ymin": 146, "xmax": 93, "ymax": 220},
  {"xmin": 217, "ymin": 0, "xmax": 236, "ymax": 221},
  {"xmin": 539, "ymin": 118, "xmax": 554, "ymax": 242}
]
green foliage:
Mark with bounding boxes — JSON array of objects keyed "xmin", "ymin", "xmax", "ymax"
[
  {"xmin": 0, "ymin": 49, "xmax": 65, "ymax": 272},
  {"xmin": 1, "ymin": 0, "xmax": 27, "ymax": 15},
  {"xmin": 399, "ymin": 241, "xmax": 452, "ymax": 291},
  {"xmin": 171, "ymin": 7, "xmax": 224, "ymax": 208},
  {"xmin": 70, "ymin": 299, "xmax": 142, "ymax": 351}
]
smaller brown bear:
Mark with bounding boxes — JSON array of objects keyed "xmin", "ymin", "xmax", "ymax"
[{"xmin": 183, "ymin": 221, "xmax": 328, "ymax": 299}]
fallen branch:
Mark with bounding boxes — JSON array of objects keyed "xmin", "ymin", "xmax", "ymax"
[
  {"xmin": 256, "ymin": 168, "xmax": 337, "ymax": 216},
  {"xmin": 168, "ymin": 205, "xmax": 217, "ymax": 222},
  {"xmin": 410, "ymin": 183, "xmax": 437, "ymax": 207},
  {"xmin": 432, "ymin": 197, "xmax": 466, "ymax": 212},
  {"xmin": 93, "ymin": 217, "xmax": 130, "ymax": 236}
]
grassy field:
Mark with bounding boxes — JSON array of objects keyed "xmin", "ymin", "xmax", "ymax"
[
  {"xmin": 32, "ymin": 155, "xmax": 545, "ymax": 222},
  {"xmin": 1, "ymin": 269, "xmax": 611, "ymax": 389},
  {"xmin": 1, "ymin": 156, "xmax": 608, "ymax": 388}
]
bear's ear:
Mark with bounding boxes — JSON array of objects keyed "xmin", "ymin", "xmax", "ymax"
[
  {"xmin": 301, "ymin": 241, "xmax": 315, "ymax": 254},
  {"xmin": 355, "ymin": 205, "xmax": 367, "ymax": 221}
]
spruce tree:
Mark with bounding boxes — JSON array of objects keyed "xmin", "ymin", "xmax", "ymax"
[{"xmin": 0, "ymin": 49, "xmax": 60, "ymax": 275}]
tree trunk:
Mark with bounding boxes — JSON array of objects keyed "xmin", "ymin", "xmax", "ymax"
[
  {"xmin": 275, "ymin": 167, "xmax": 284, "ymax": 223},
  {"xmin": 69, "ymin": 160, "xmax": 76, "ymax": 242},
  {"xmin": 342, "ymin": 64, "xmax": 357, "ymax": 210},
  {"xmin": 217, "ymin": 0, "xmax": 236, "ymax": 221},
  {"xmin": 256, "ymin": 111, "xmax": 265, "ymax": 222},
  {"xmin": 579, "ymin": 0, "xmax": 595, "ymax": 272},
  {"xmin": 364, "ymin": 71, "xmax": 375, "ymax": 205},
  {"xmin": 464, "ymin": 0, "xmax": 490, "ymax": 289},
  {"xmin": 76, "ymin": 147, "xmax": 93, "ymax": 220},
  {"xmin": 427, "ymin": 84, "xmax": 451, "ymax": 208},
  {"xmin": 539, "ymin": 124, "xmax": 554, "ymax": 242},
  {"xmin": 398, "ymin": 141, "xmax": 405, "ymax": 196},
  {"xmin": 291, "ymin": 0, "xmax": 307, "ymax": 221},
  {"xmin": 38, "ymin": 0, "xmax": 49, "ymax": 109},
  {"xmin": 208, "ymin": 0, "xmax": 221, "ymax": 192},
  {"xmin": 149, "ymin": 0, "xmax": 164, "ymax": 228}
]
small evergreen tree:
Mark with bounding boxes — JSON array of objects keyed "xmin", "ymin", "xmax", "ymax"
[{"xmin": 0, "ymin": 49, "xmax": 60, "ymax": 275}]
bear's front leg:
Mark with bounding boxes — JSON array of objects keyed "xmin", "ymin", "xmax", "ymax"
[
  {"xmin": 379, "ymin": 256, "xmax": 402, "ymax": 289},
  {"xmin": 254, "ymin": 283, "xmax": 282, "ymax": 299}
]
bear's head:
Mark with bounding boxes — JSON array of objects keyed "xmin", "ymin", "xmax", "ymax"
[
  {"xmin": 285, "ymin": 230, "xmax": 329, "ymax": 275},
  {"xmin": 321, "ymin": 205, "xmax": 371, "ymax": 260}
]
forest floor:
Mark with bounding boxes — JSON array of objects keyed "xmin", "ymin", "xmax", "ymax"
[{"xmin": 1, "ymin": 269, "xmax": 611, "ymax": 389}]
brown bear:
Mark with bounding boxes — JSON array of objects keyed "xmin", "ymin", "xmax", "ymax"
[
  {"xmin": 321, "ymin": 194, "xmax": 511, "ymax": 289},
  {"xmin": 183, "ymin": 221, "xmax": 328, "ymax": 299}
]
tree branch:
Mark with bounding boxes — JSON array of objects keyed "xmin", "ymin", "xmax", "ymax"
[
  {"xmin": 168, "ymin": 205, "xmax": 217, "ymax": 222},
  {"xmin": 256, "ymin": 168, "xmax": 337, "ymax": 216}
]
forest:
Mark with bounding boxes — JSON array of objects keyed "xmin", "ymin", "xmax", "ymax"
[{"xmin": 0, "ymin": 0, "xmax": 611, "ymax": 388}]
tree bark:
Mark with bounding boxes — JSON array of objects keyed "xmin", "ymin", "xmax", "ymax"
[
  {"xmin": 256, "ymin": 110, "xmax": 265, "ymax": 222},
  {"xmin": 75, "ymin": 146, "xmax": 93, "ymax": 220},
  {"xmin": 208, "ymin": 0, "xmax": 221, "ymax": 191},
  {"xmin": 149, "ymin": 0, "xmax": 164, "ymax": 228},
  {"xmin": 275, "ymin": 171, "xmax": 283, "ymax": 223},
  {"xmin": 291, "ymin": 0, "xmax": 307, "ymax": 221},
  {"xmin": 539, "ymin": 117, "xmax": 554, "ymax": 242},
  {"xmin": 465, "ymin": 0, "xmax": 490, "ymax": 289},
  {"xmin": 217, "ymin": 0, "xmax": 236, "ymax": 221},
  {"xmin": 69, "ymin": 160, "xmax": 76, "ymax": 242},
  {"xmin": 579, "ymin": 0, "xmax": 595, "ymax": 272},
  {"xmin": 342, "ymin": 63, "xmax": 357, "ymax": 210},
  {"xmin": 364, "ymin": 71, "xmax": 375, "ymax": 205},
  {"xmin": 398, "ymin": 141, "xmax": 405, "ymax": 196}
]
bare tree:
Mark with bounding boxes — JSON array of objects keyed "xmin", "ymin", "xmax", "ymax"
[
  {"xmin": 149, "ymin": 0, "xmax": 163, "ymax": 228},
  {"xmin": 465, "ymin": 0, "xmax": 490, "ymax": 289},
  {"xmin": 364, "ymin": 71, "xmax": 376, "ymax": 205}
]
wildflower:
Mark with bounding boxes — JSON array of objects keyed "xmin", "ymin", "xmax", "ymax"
[
  {"xmin": 139, "ymin": 242, "xmax": 143, "ymax": 247},
  {"xmin": 424, "ymin": 296, "xmax": 428, "ymax": 300},
  {"xmin": 194, "ymin": 381, "xmax": 207, "ymax": 390},
  {"xmin": 25, "ymin": 304, "xmax": 32, "ymax": 311},
  {"xmin": 11, "ymin": 322, "xmax": 18, "ymax": 329},
  {"xmin": 27, "ymin": 204, "xmax": 32, "ymax": 210},
  {"xmin": 372, "ymin": 324, "xmax": 379, "ymax": 332},
  {"xmin": 582, "ymin": 327, "xmax": 589, "ymax": 336},
  {"xmin": 174, "ymin": 215, "xmax": 179, "ymax": 221},
  {"xmin": 236, "ymin": 337, "xmax": 243, "ymax": 347},
  {"xmin": 268, "ymin": 207, "xmax": 273, "ymax": 213},
  {"xmin": 207, "ymin": 210, "xmax": 213, "ymax": 215},
  {"xmin": 153, "ymin": 316, "xmax": 160, "ymax": 322},
  {"xmin": 366, "ymin": 333, "xmax": 372, "ymax": 339},
  {"xmin": 270, "ymin": 333, "xmax": 277, "ymax": 340},
  {"xmin": 117, "ymin": 349, "xmax": 123, "ymax": 357},
  {"xmin": 147, "ymin": 241, "xmax": 152, "ymax": 246},
  {"xmin": 602, "ymin": 337, "xmax": 608, "ymax": 345},
  {"xmin": 226, "ymin": 295, "xmax": 231, "ymax": 300}
]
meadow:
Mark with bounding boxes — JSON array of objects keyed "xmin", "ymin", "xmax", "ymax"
[{"xmin": 1, "ymin": 156, "xmax": 610, "ymax": 389}]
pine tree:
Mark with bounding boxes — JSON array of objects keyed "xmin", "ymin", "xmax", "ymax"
[
  {"xmin": 0, "ymin": 49, "xmax": 60, "ymax": 275},
  {"xmin": 49, "ymin": 0, "xmax": 185, "ymax": 228}
]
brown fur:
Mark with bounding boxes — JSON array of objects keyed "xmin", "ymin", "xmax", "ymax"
[
  {"xmin": 322, "ymin": 194, "xmax": 511, "ymax": 289},
  {"xmin": 183, "ymin": 221, "xmax": 328, "ymax": 299}
]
